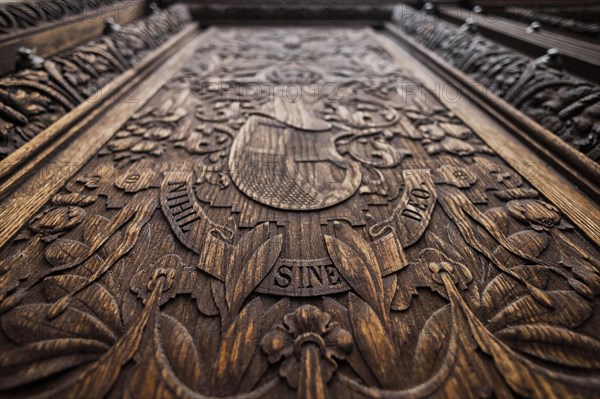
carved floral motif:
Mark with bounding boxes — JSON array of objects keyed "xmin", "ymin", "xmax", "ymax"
[{"xmin": 262, "ymin": 305, "xmax": 353, "ymax": 397}]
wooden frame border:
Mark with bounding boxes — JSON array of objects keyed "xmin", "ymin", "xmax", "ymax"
[
  {"xmin": 438, "ymin": 6, "xmax": 599, "ymax": 83},
  {"xmin": 0, "ymin": 23, "xmax": 201, "ymax": 247},
  {"xmin": 0, "ymin": 0, "xmax": 147, "ymax": 76},
  {"xmin": 374, "ymin": 26, "xmax": 600, "ymax": 245}
]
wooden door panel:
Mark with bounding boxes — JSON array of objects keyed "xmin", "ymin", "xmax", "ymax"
[{"xmin": 0, "ymin": 26, "xmax": 599, "ymax": 399}]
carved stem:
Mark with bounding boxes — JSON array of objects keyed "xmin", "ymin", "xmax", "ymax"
[{"xmin": 298, "ymin": 344, "xmax": 327, "ymax": 399}]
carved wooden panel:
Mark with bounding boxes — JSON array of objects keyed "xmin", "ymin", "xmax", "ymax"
[{"xmin": 0, "ymin": 27, "xmax": 599, "ymax": 399}]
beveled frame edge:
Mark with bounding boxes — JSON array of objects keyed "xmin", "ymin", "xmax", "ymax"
[
  {"xmin": 0, "ymin": 23, "xmax": 203, "ymax": 248},
  {"xmin": 373, "ymin": 27, "xmax": 600, "ymax": 245}
]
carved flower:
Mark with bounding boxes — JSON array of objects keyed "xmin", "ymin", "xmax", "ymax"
[
  {"xmin": 261, "ymin": 305, "xmax": 352, "ymax": 389},
  {"xmin": 506, "ymin": 199, "xmax": 561, "ymax": 232},
  {"xmin": 392, "ymin": 247, "xmax": 473, "ymax": 311},
  {"xmin": 101, "ymin": 103, "xmax": 187, "ymax": 167},
  {"xmin": 434, "ymin": 164, "xmax": 477, "ymax": 188},
  {"xmin": 130, "ymin": 254, "xmax": 183, "ymax": 306}
]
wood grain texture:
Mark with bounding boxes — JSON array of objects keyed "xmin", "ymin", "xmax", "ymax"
[
  {"xmin": 391, "ymin": 5, "xmax": 600, "ymax": 161},
  {"xmin": 0, "ymin": 0, "xmax": 147, "ymax": 76},
  {"xmin": 0, "ymin": 0, "xmax": 131, "ymax": 38},
  {"xmin": 0, "ymin": 3, "xmax": 191, "ymax": 160},
  {"xmin": 0, "ymin": 26, "xmax": 599, "ymax": 399}
]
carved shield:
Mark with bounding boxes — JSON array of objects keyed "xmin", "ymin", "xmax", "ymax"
[{"xmin": 229, "ymin": 113, "xmax": 362, "ymax": 211}]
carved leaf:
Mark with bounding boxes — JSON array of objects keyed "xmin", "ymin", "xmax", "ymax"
[
  {"xmin": 486, "ymin": 291, "xmax": 592, "ymax": 332},
  {"xmin": 52, "ymin": 193, "xmax": 97, "ymax": 207},
  {"xmin": 322, "ymin": 297, "xmax": 379, "ymax": 387},
  {"xmin": 238, "ymin": 298, "xmax": 290, "ymax": 392},
  {"xmin": 464, "ymin": 301, "xmax": 600, "ymax": 398},
  {"xmin": 347, "ymin": 293, "xmax": 399, "ymax": 388},
  {"xmin": 481, "ymin": 265, "xmax": 549, "ymax": 318},
  {"xmin": 0, "ymin": 338, "xmax": 107, "ymax": 390},
  {"xmin": 226, "ymin": 223, "xmax": 282, "ymax": 314},
  {"xmin": 213, "ymin": 297, "xmax": 263, "ymax": 393},
  {"xmin": 2, "ymin": 304, "xmax": 117, "ymax": 345},
  {"xmin": 496, "ymin": 324, "xmax": 600, "ymax": 369},
  {"xmin": 43, "ymin": 275, "xmax": 123, "ymax": 335},
  {"xmin": 193, "ymin": 271, "xmax": 220, "ymax": 317},
  {"xmin": 229, "ymin": 234, "xmax": 282, "ymax": 314},
  {"xmin": 440, "ymin": 190, "xmax": 547, "ymax": 268},
  {"xmin": 493, "ymin": 230, "xmax": 548, "ymax": 268},
  {"xmin": 414, "ymin": 305, "xmax": 452, "ymax": 381},
  {"xmin": 159, "ymin": 314, "xmax": 205, "ymax": 390},
  {"xmin": 325, "ymin": 223, "xmax": 387, "ymax": 324},
  {"xmin": 53, "ymin": 271, "xmax": 162, "ymax": 398},
  {"xmin": 45, "ymin": 239, "xmax": 90, "ymax": 268}
]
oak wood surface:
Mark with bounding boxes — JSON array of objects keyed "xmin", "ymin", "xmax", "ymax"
[
  {"xmin": 0, "ymin": 0, "xmax": 147, "ymax": 76},
  {"xmin": 439, "ymin": 6, "xmax": 600, "ymax": 83},
  {"xmin": 0, "ymin": 24, "xmax": 599, "ymax": 399}
]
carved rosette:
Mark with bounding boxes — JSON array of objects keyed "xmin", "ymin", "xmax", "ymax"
[{"xmin": 262, "ymin": 305, "xmax": 353, "ymax": 398}]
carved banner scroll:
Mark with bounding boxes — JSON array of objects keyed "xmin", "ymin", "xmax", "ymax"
[{"xmin": 0, "ymin": 27, "xmax": 599, "ymax": 399}]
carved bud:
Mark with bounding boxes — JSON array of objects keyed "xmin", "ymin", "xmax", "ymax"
[{"xmin": 261, "ymin": 305, "xmax": 353, "ymax": 390}]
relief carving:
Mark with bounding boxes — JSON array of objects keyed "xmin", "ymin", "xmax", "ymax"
[
  {"xmin": 392, "ymin": 6, "xmax": 600, "ymax": 161},
  {"xmin": 0, "ymin": 4, "xmax": 192, "ymax": 159},
  {"xmin": 502, "ymin": 6, "xmax": 600, "ymax": 38},
  {"xmin": 0, "ymin": 0, "xmax": 126, "ymax": 37},
  {"xmin": 0, "ymin": 27, "xmax": 599, "ymax": 399}
]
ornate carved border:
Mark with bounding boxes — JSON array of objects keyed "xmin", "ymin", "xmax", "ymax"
[
  {"xmin": 502, "ymin": 6, "xmax": 600, "ymax": 37},
  {"xmin": 0, "ymin": 4, "xmax": 192, "ymax": 161},
  {"xmin": 0, "ymin": 0, "xmax": 126, "ymax": 38},
  {"xmin": 391, "ymin": 6, "xmax": 600, "ymax": 162}
]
